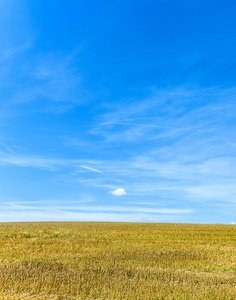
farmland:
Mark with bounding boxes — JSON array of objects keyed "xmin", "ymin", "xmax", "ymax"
[{"xmin": 0, "ymin": 222, "xmax": 235, "ymax": 299}]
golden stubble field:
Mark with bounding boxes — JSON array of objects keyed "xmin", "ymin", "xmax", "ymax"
[{"xmin": 0, "ymin": 222, "xmax": 235, "ymax": 299}]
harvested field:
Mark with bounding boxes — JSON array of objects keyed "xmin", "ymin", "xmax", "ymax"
[{"xmin": 0, "ymin": 222, "xmax": 235, "ymax": 299}]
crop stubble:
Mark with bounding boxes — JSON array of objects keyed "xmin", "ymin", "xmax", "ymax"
[{"xmin": 0, "ymin": 222, "xmax": 235, "ymax": 299}]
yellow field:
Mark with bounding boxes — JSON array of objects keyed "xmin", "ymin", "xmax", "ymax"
[{"xmin": 0, "ymin": 222, "xmax": 235, "ymax": 299}]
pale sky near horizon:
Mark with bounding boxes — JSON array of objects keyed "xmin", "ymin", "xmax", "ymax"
[{"xmin": 0, "ymin": 0, "xmax": 236, "ymax": 223}]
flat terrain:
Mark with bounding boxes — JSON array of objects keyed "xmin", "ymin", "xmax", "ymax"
[{"xmin": 0, "ymin": 222, "xmax": 235, "ymax": 299}]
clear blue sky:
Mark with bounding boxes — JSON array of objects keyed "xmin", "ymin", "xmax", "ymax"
[{"xmin": 0, "ymin": 0, "xmax": 236, "ymax": 223}]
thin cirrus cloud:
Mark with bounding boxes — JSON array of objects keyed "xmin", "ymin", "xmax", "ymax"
[
  {"xmin": 3, "ymin": 202, "xmax": 192, "ymax": 214},
  {"xmin": 80, "ymin": 165, "xmax": 104, "ymax": 174},
  {"xmin": 0, "ymin": 210, "xmax": 180, "ymax": 223},
  {"xmin": 90, "ymin": 87, "xmax": 236, "ymax": 146},
  {"xmin": 110, "ymin": 188, "xmax": 127, "ymax": 196},
  {"xmin": 0, "ymin": 201, "xmax": 193, "ymax": 222},
  {"xmin": 0, "ymin": 141, "xmax": 15, "ymax": 154},
  {"xmin": 0, "ymin": 1, "xmax": 236, "ymax": 223}
]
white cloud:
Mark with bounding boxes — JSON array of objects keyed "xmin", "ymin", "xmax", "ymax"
[
  {"xmin": 0, "ymin": 155, "xmax": 64, "ymax": 171},
  {"xmin": 2, "ymin": 203, "xmax": 192, "ymax": 214},
  {"xmin": 231, "ymin": 221, "xmax": 236, "ymax": 224},
  {"xmin": 80, "ymin": 165, "xmax": 104, "ymax": 174},
  {"xmin": 0, "ymin": 201, "xmax": 193, "ymax": 222},
  {"xmin": 0, "ymin": 210, "xmax": 174, "ymax": 223},
  {"xmin": 0, "ymin": 141, "xmax": 15, "ymax": 154},
  {"xmin": 0, "ymin": 154, "xmax": 104, "ymax": 173},
  {"xmin": 110, "ymin": 188, "xmax": 126, "ymax": 196}
]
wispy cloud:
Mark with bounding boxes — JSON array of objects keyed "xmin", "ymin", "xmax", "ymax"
[
  {"xmin": 0, "ymin": 155, "xmax": 64, "ymax": 171},
  {"xmin": 0, "ymin": 141, "xmax": 15, "ymax": 154},
  {"xmin": 125, "ymin": 201, "xmax": 165, "ymax": 206},
  {"xmin": 80, "ymin": 165, "xmax": 104, "ymax": 174},
  {"xmin": 0, "ymin": 4, "xmax": 89, "ymax": 113},
  {"xmin": 6, "ymin": 51, "xmax": 89, "ymax": 109},
  {"xmin": 0, "ymin": 39, "xmax": 33, "ymax": 63},
  {"xmin": 2, "ymin": 84, "xmax": 236, "ymax": 211},
  {"xmin": 0, "ymin": 210, "xmax": 176, "ymax": 223},
  {"xmin": 1, "ymin": 1, "xmax": 236, "ymax": 224},
  {"xmin": 89, "ymin": 87, "xmax": 236, "ymax": 147},
  {"xmin": 71, "ymin": 87, "xmax": 236, "ymax": 205},
  {"xmin": 0, "ymin": 154, "xmax": 101, "ymax": 172},
  {"xmin": 3, "ymin": 203, "xmax": 193, "ymax": 214},
  {"xmin": 0, "ymin": 201, "xmax": 193, "ymax": 222}
]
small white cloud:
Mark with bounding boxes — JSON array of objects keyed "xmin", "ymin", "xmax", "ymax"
[
  {"xmin": 80, "ymin": 165, "xmax": 104, "ymax": 174},
  {"xmin": 110, "ymin": 188, "xmax": 126, "ymax": 196},
  {"xmin": 231, "ymin": 221, "xmax": 236, "ymax": 224}
]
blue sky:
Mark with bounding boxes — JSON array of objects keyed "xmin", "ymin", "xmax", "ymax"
[{"xmin": 0, "ymin": 0, "xmax": 236, "ymax": 223}]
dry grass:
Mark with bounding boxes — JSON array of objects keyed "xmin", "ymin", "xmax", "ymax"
[{"xmin": 0, "ymin": 222, "xmax": 235, "ymax": 299}]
